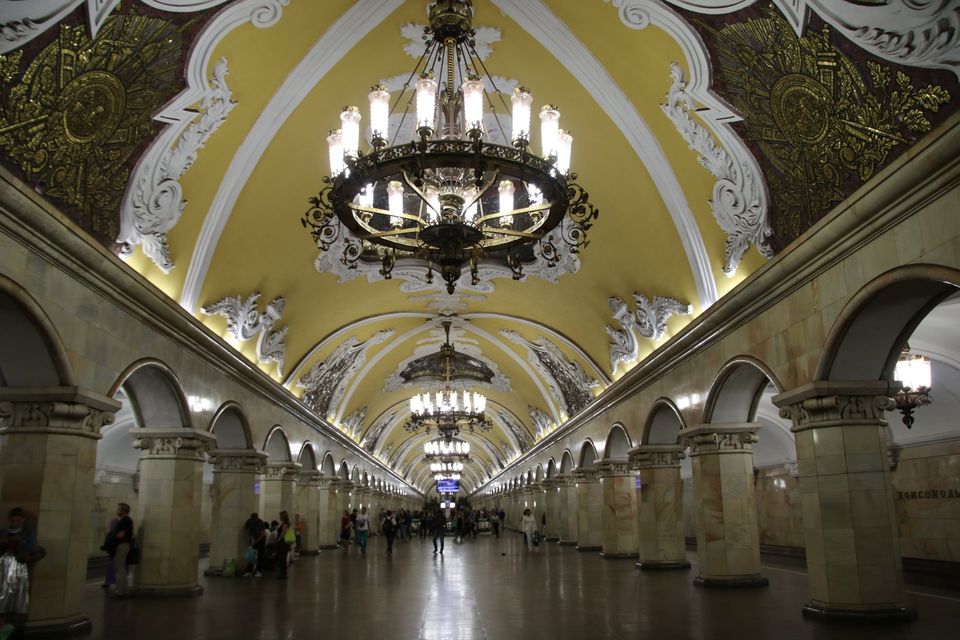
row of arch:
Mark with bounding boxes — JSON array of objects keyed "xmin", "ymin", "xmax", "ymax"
[{"xmin": 485, "ymin": 264, "xmax": 960, "ymax": 492}]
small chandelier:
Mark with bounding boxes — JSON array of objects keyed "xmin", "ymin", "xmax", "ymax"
[
  {"xmin": 893, "ymin": 348, "xmax": 932, "ymax": 429},
  {"xmin": 424, "ymin": 436, "xmax": 471, "ymax": 460},
  {"xmin": 302, "ymin": 0, "xmax": 598, "ymax": 294},
  {"xmin": 435, "ymin": 473, "xmax": 462, "ymax": 481},
  {"xmin": 407, "ymin": 323, "xmax": 488, "ymax": 437},
  {"xmin": 430, "ymin": 461, "xmax": 465, "ymax": 473}
]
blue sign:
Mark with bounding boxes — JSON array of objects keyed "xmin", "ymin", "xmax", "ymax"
[{"xmin": 437, "ymin": 479, "xmax": 460, "ymax": 494}]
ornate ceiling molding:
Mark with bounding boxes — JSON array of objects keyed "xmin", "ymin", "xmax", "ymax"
[
  {"xmin": 494, "ymin": 0, "xmax": 718, "ymax": 309},
  {"xmin": 661, "ymin": 0, "xmax": 960, "ymax": 79},
  {"xmin": 633, "ymin": 292, "xmax": 693, "ymax": 340},
  {"xmin": 500, "ymin": 329, "xmax": 600, "ymax": 418},
  {"xmin": 606, "ymin": 296, "xmax": 639, "ymax": 373},
  {"xmin": 340, "ymin": 406, "xmax": 366, "ymax": 442},
  {"xmin": 179, "ymin": 0, "xmax": 406, "ymax": 313},
  {"xmin": 529, "ymin": 406, "xmax": 556, "ymax": 441},
  {"xmin": 662, "ymin": 62, "xmax": 772, "ymax": 272},
  {"xmin": 606, "ymin": 290, "xmax": 693, "ymax": 373},
  {"xmin": 200, "ymin": 290, "xmax": 288, "ymax": 376},
  {"xmin": 295, "ymin": 328, "xmax": 394, "ymax": 420}
]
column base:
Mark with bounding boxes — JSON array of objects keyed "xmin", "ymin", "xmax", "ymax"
[
  {"xmin": 636, "ymin": 561, "xmax": 691, "ymax": 571},
  {"xmin": 693, "ymin": 574, "xmax": 769, "ymax": 588},
  {"xmin": 317, "ymin": 544, "xmax": 339, "ymax": 550},
  {"xmin": 558, "ymin": 540, "xmax": 577, "ymax": 546},
  {"xmin": 600, "ymin": 551, "xmax": 639, "ymax": 559},
  {"xmin": 576, "ymin": 545, "xmax": 601, "ymax": 552},
  {"xmin": 131, "ymin": 584, "xmax": 203, "ymax": 598},
  {"xmin": 801, "ymin": 602, "xmax": 918, "ymax": 623},
  {"xmin": 22, "ymin": 616, "xmax": 92, "ymax": 639}
]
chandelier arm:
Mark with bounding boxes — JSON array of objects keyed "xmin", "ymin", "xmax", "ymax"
[
  {"xmin": 400, "ymin": 169, "xmax": 442, "ymax": 219},
  {"xmin": 478, "ymin": 227, "xmax": 541, "ymax": 239},
  {"xmin": 473, "ymin": 201, "xmax": 551, "ymax": 225}
]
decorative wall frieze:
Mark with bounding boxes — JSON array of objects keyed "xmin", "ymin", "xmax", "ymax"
[
  {"xmin": 596, "ymin": 460, "xmax": 634, "ymax": 476},
  {"xmin": 118, "ymin": 57, "xmax": 236, "ymax": 271},
  {"xmin": 0, "ymin": 396, "xmax": 116, "ymax": 438},
  {"xmin": 200, "ymin": 290, "xmax": 288, "ymax": 376},
  {"xmin": 628, "ymin": 444, "xmax": 685, "ymax": 469},
  {"xmin": 529, "ymin": 406, "xmax": 556, "ymax": 441},
  {"xmin": 493, "ymin": 410, "xmax": 535, "ymax": 455},
  {"xmin": 662, "ymin": 62, "xmax": 772, "ymax": 271},
  {"xmin": 340, "ymin": 406, "xmax": 367, "ymax": 441},
  {"xmin": 606, "ymin": 292, "xmax": 692, "ymax": 374},
  {"xmin": 501, "ymin": 329, "xmax": 599, "ymax": 416},
  {"xmin": 774, "ymin": 381, "xmax": 897, "ymax": 432},
  {"xmin": 296, "ymin": 329, "xmax": 394, "ymax": 420},
  {"xmin": 209, "ymin": 448, "xmax": 267, "ymax": 473},
  {"xmin": 571, "ymin": 467, "xmax": 600, "ymax": 483},
  {"xmin": 263, "ymin": 461, "xmax": 300, "ymax": 480},
  {"xmin": 634, "ymin": 292, "xmax": 693, "ymax": 340},
  {"xmin": 361, "ymin": 410, "xmax": 399, "ymax": 454},
  {"xmin": 679, "ymin": 424, "xmax": 759, "ymax": 455},
  {"xmin": 134, "ymin": 428, "xmax": 215, "ymax": 460}
]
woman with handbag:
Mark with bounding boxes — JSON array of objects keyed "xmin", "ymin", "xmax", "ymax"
[{"xmin": 277, "ymin": 511, "xmax": 294, "ymax": 580}]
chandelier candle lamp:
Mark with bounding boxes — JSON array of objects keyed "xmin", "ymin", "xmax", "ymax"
[{"xmin": 302, "ymin": 0, "xmax": 598, "ymax": 294}]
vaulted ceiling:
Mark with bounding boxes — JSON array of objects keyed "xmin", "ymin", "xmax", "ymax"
[{"xmin": 2, "ymin": 0, "xmax": 956, "ymax": 493}]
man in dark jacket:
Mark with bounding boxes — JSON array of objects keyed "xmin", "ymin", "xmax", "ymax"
[{"xmin": 432, "ymin": 509, "xmax": 446, "ymax": 555}]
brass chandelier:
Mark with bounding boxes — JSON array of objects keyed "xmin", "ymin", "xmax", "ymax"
[
  {"xmin": 893, "ymin": 347, "xmax": 932, "ymax": 428},
  {"xmin": 301, "ymin": 0, "xmax": 598, "ymax": 294}
]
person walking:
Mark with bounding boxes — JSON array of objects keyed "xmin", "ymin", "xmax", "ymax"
[
  {"xmin": 432, "ymin": 509, "xmax": 446, "ymax": 555},
  {"xmin": 277, "ymin": 511, "xmax": 293, "ymax": 579},
  {"xmin": 100, "ymin": 515, "xmax": 119, "ymax": 588},
  {"xmin": 491, "ymin": 509, "xmax": 500, "ymax": 539},
  {"xmin": 339, "ymin": 510, "xmax": 352, "ymax": 552},
  {"xmin": 520, "ymin": 508, "xmax": 537, "ymax": 552},
  {"xmin": 355, "ymin": 507, "xmax": 370, "ymax": 556},
  {"xmin": 383, "ymin": 510, "xmax": 397, "ymax": 555},
  {"xmin": 112, "ymin": 503, "xmax": 134, "ymax": 596}
]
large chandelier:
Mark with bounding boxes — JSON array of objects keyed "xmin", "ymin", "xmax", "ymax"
[
  {"xmin": 424, "ymin": 437, "xmax": 471, "ymax": 460},
  {"xmin": 407, "ymin": 323, "xmax": 488, "ymax": 437},
  {"xmin": 893, "ymin": 347, "xmax": 932, "ymax": 428},
  {"xmin": 302, "ymin": 0, "xmax": 598, "ymax": 294}
]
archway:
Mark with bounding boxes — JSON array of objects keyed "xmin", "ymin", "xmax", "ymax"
[
  {"xmin": 0, "ymin": 277, "xmax": 74, "ymax": 387},
  {"xmin": 602, "ymin": 424, "xmax": 632, "ymax": 460},
  {"xmin": 559, "ymin": 450, "xmax": 574, "ymax": 475},
  {"xmin": 643, "ymin": 399, "xmax": 686, "ymax": 445},
  {"xmin": 578, "ymin": 440, "xmax": 598, "ymax": 468}
]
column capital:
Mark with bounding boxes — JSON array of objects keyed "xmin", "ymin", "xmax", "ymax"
[
  {"xmin": 209, "ymin": 448, "xmax": 268, "ymax": 473},
  {"xmin": 336, "ymin": 480, "xmax": 355, "ymax": 492},
  {"xmin": 571, "ymin": 467, "xmax": 600, "ymax": 483},
  {"xmin": 628, "ymin": 444, "xmax": 685, "ymax": 469},
  {"xmin": 298, "ymin": 470, "xmax": 324, "ymax": 486},
  {"xmin": 678, "ymin": 423, "xmax": 759, "ymax": 456},
  {"xmin": 134, "ymin": 428, "xmax": 216, "ymax": 461},
  {"xmin": 541, "ymin": 477, "xmax": 561, "ymax": 489},
  {"xmin": 263, "ymin": 461, "xmax": 302, "ymax": 479},
  {"xmin": 0, "ymin": 387, "xmax": 119, "ymax": 439},
  {"xmin": 595, "ymin": 458, "xmax": 633, "ymax": 476},
  {"xmin": 774, "ymin": 381, "xmax": 896, "ymax": 432}
]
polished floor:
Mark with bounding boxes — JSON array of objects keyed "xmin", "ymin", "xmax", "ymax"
[{"xmin": 86, "ymin": 533, "xmax": 958, "ymax": 640}]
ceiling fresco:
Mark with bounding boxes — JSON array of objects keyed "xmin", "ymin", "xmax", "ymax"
[{"xmin": 1, "ymin": 0, "xmax": 957, "ymax": 493}]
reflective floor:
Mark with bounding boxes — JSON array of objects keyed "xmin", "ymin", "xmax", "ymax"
[{"xmin": 85, "ymin": 533, "xmax": 959, "ymax": 639}]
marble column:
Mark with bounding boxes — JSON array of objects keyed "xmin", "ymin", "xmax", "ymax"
[
  {"xmin": 317, "ymin": 479, "xmax": 340, "ymax": 549},
  {"xmin": 573, "ymin": 468, "xmax": 603, "ymax": 552},
  {"xmin": 556, "ymin": 475, "xmax": 579, "ymax": 546},
  {"xmin": 597, "ymin": 459, "xmax": 639, "ymax": 559},
  {"xmin": 206, "ymin": 448, "xmax": 267, "ymax": 575},
  {"xmin": 542, "ymin": 478, "xmax": 560, "ymax": 541},
  {"xmin": 338, "ymin": 480, "xmax": 355, "ymax": 515},
  {"xmin": 680, "ymin": 423, "xmax": 768, "ymax": 588},
  {"xmin": 775, "ymin": 382, "xmax": 915, "ymax": 621},
  {"xmin": 629, "ymin": 444, "xmax": 690, "ymax": 571},
  {"xmin": 260, "ymin": 462, "xmax": 300, "ymax": 522},
  {"xmin": 295, "ymin": 471, "xmax": 322, "ymax": 554},
  {"xmin": 133, "ymin": 428, "xmax": 216, "ymax": 597},
  {"xmin": 0, "ymin": 388, "xmax": 118, "ymax": 636}
]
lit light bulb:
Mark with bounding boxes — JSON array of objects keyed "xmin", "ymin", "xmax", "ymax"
[
  {"xmin": 425, "ymin": 184, "xmax": 441, "ymax": 222},
  {"xmin": 387, "ymin": 180, "xmax": 404, "ymax": 228},
  {"xmin": 368, "ymin": 85, "xmax": 390, "ymax": 144},
  {"xmin": 539, "ymin": 105, "xmax": 560, "ymax": 159},
  {"xmin": 511, "ymin": 86, "xmax": 533, "ymax": 144},
  {"xmin": 498, "ymin": 180, "xmax": 515, "ymax": 228},
  {"xmin": 556, "ymin": 129, "xmax": 573, "ymax": 174},
  {"xmin": 462, "ymin": 75, "xmax": 485, "ymax": 132},
  {"xmin": 416, "ymin": 73, "xmax": 438, "ymax": 131},
  {"xmin": 357, "ymin": 183, "xmax": 374, "ymax": 209},
  {"xmin": 327, "ymin": 129, "xmax": 344, "ymax": 175},
  {"xmin": 340, "ymin": 106, "xmax": 361, "ymax": 159}
]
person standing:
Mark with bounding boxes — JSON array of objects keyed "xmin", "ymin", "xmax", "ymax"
[
  {"xmin": 112, "ymin": 503, "xmax": 134, "ymax": 596},
  {"xmin": 339, "ymin": 510, "xmax": 352, "ymax": 552},
  {"xmin": 491, "ymin": 509, "xmax": 500, "ymax": 539},
  {"xmin": 277, "ymin": 511, "xmax": 293, "ymax": 579},
  {"xmin": 520, "ymin": 508, "xmax": 537, "ymax": 552},
  {"xmin": 243, "ymin": 513, "xmax": 266, "ymax": 577},
  {"xmin": 403, "ymin": 509, "xmax": 413, "ymax": 541},
  {"xmin": 355, "ymin": 507, "xmax": 370, "ymax": 556},
  {"xmin": 382, "ymin": 510, "xmax": 397, "ymax": 555},
  {"xmin": 100, "ymin": 515, "xmax": 119, "ymax": 588},
  {"xmin": 293, "ymin": 513, "xmax": 305, "ymax": 556},
  {"xmin": 432, "ymin": 509, "xmax": 446, "ymax": 555}
]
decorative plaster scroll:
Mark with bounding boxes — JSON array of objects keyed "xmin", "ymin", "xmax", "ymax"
[
  {"xmin": 500, "ymin": 329, "xmax": 600, "ymax": 416},
  {"xmin": 606, "ymin": 296, "xmax": 639, "ymax": 373},
  {"xmin": 529, "ymin": 406, "xmax": 555, "ymax": 440},
  {"xmin": 662, "ymin": 62, "xmax": 772, "ymax": 271},
  {"xmin": 296, "ymin": 329, "xmax": 394, "ymax": 420},
  {"xmin": 361, "ymin": 410, "xmax": 398, "ymax": 454},
  {"xmin": 633, "ymin": 292, "xmax": 692, "ymax": 340},
  {"xmin": 118, "ymin": 58, "xmax": 236, "ymax": 271},
  {"xmin": 494, "ymin": 410, "xmax": 535, "ymax": 454},
  {"xmin": 0, "ymin": 399, "xmax": 115, "ymax": 436},
  {"xmin": 340, "ymin": 406, "xmax": 366, "ymax": 441},
  {"xmin": 200, "ymin": 291, "xmax": 288, "ymax": 375}
]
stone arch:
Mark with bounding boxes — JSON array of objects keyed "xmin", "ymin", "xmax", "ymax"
[
  {"xmin": 361, "ymin": 471, "xmax": 369, "ymax": 487},
  {"xmin": 338, "ymin": 460, "xmax": 350, "ymax": 479},
  {"xmin": 642, "ymin": 398, "xmax": 686, "ymax": 445},
  {"xmin": 351, "ymin": 466, "xmax": 360, "ymax": 483},
  {"xmin": 207, "ymin": 401, "xmax": 253, "ymax": 449},
  {"xmin": 297, "ymin": 442, "xmax": 318, "ymax": 471},
  {"xmin": 578, "ymin": 439, "xmax": 598, "ymax": 468},
  {"xmin": 321, "ymin": 452, "xmax": 336, "ymax": 476},
  {"xmin": 817, "ymin": 265, "xmax": 960, "ymax": 382},
  {"xmin": 534, "ymin": 464, "xmax": 544, "ymax": 482},
  {"xmin": 603, "ymin": 423, "xmax": 632, "ymax": 459},
  {"xmin": 559, "ymin": 449, "xmax": 574, "ymax": 474},
  {"xmin": 703, "ymin": 356, "xmax": 783, "ymax": 424},
  {"xmin": 109, "ymin": 359, "xmax": 191, "ymax": 429},
  {"xmin": 263, "ymin": 426, "xmax": 292, "ymax": 462},
  {"xmin": 0, "ymin": 274, "xmax": 75, "ymax": 387},
  {"xmin": 525, "ymin": 470, "xmax": 534, "ymax": 485},
  {"xmin": 546, "ymin": 458, "xmax": 557, "ymax": 478}
]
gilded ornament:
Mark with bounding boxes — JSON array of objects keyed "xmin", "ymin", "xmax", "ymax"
[{"xmin": 0, "ymin": 13, "xmax": 183, "ymax": 241}]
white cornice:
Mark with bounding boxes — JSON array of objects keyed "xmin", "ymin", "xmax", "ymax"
[
  {"xmin": 179, "ymin": 0, "xmax": 404, "ymax": 313},
  {"xmin": 493, "ymin": 0, "xmax": 718, "ymax": 310}
]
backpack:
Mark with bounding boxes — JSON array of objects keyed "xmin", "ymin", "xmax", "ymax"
[{"xmin": 383, "ymin": 518, "xmax": 396, "ymax": 536}]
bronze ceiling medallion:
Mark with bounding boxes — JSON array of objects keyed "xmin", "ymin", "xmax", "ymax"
[
  {"xmin": 0, "ymin": 14, "xmax": 183, "ymax": 241},
  {"xmin": 707, "ymin": 7, "xmax": 950, "ymax": 250}
]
